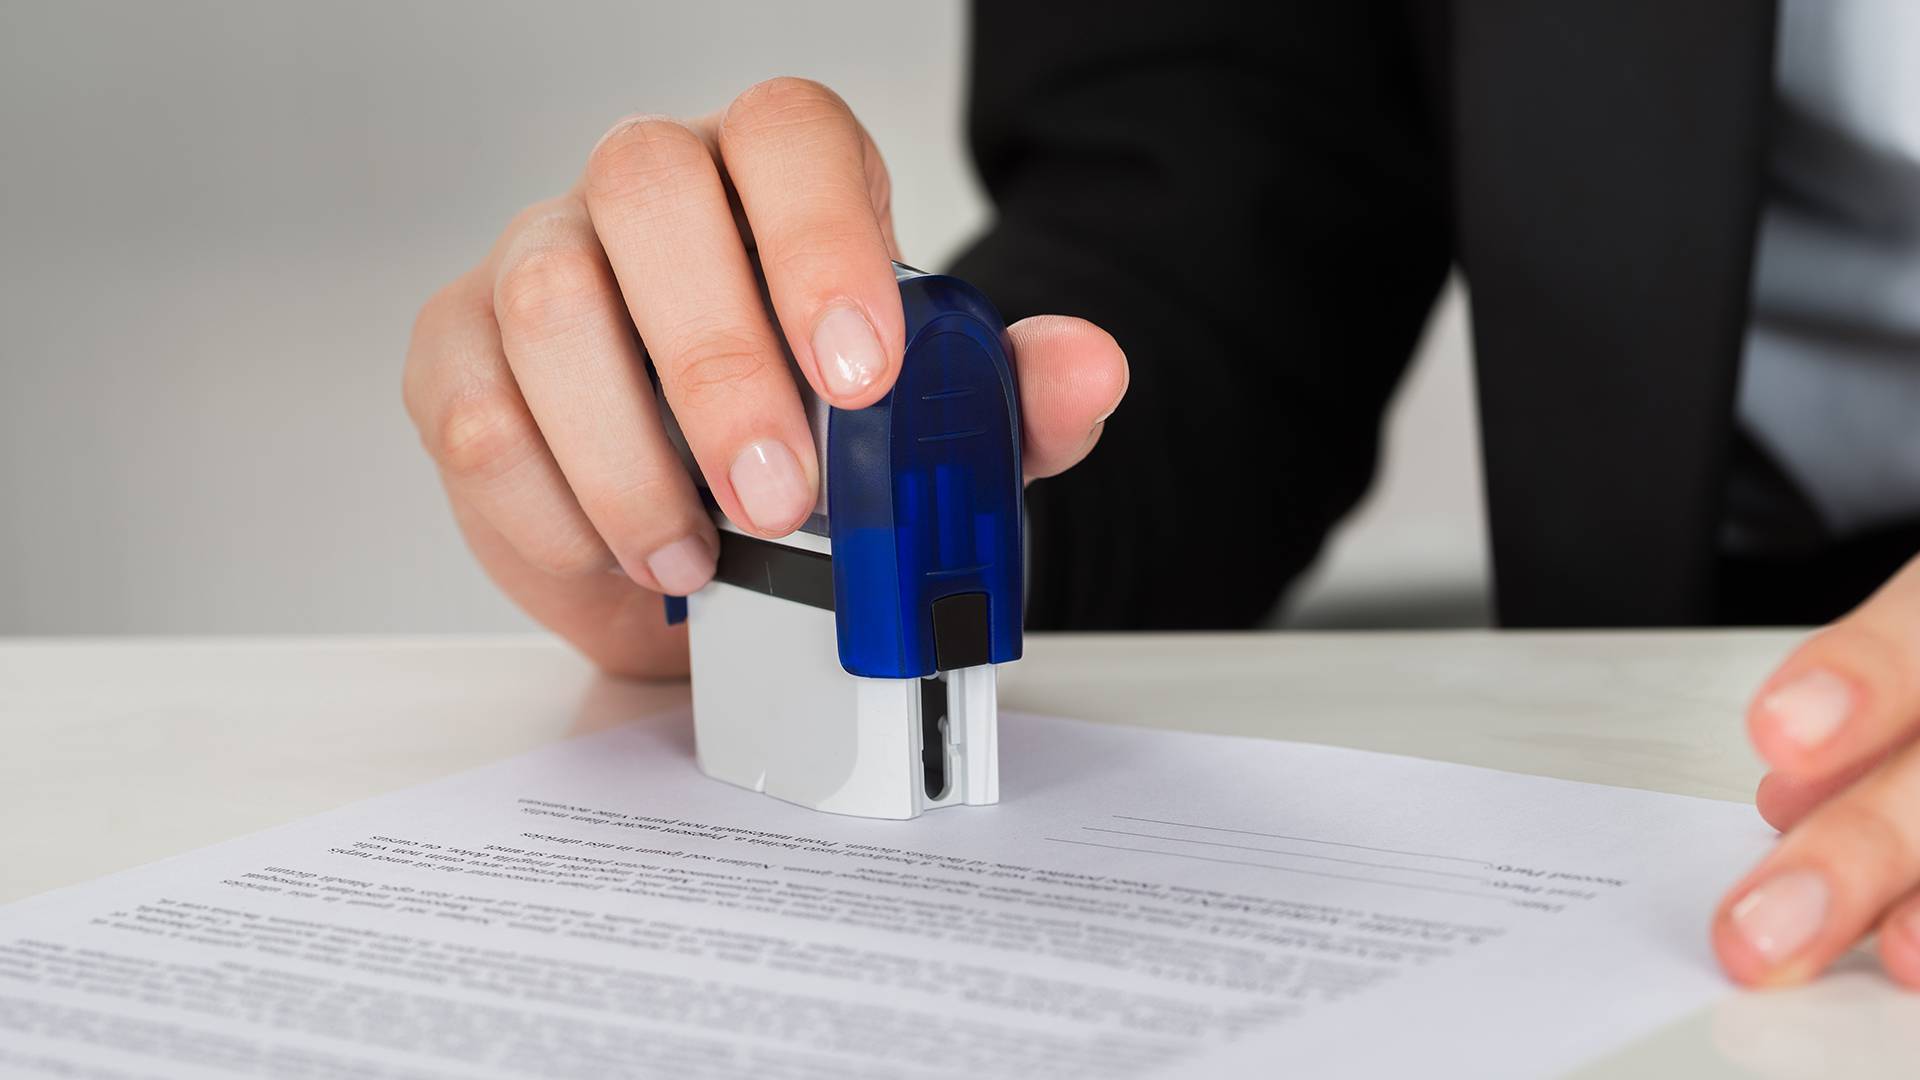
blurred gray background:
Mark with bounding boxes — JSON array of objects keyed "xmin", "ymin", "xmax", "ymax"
[{"xmin": 0, "ymin": 0, "xmax": 1486, "ymax": 636}]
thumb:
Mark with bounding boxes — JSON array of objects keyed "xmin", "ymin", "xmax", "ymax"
[{"xmin": 1007, "ymin": 315, "xmax": 1129, "ymax": 482}]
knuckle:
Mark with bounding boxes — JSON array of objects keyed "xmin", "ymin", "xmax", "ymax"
[
  {"xmin": 520, "ymin": 525, "xmax": 614, "ymax": 580},
  {"xmin": 666, "ymin": 325, "xmax": 772, "ymax": 407},
  {"xmin": 502, "ymin": 196, "xmax": 583, "ymax": 244},
  {"xmin": 493, "ymin": 246, "xmax": 609, "ymax": 339},
  {"xmin": 402, "ymin": 272, "xmax": 490, "ymax": 427},
  {"xmin": 1817, "ymin": 797, "xmax": 1920, "ymax": 883},
  {"xmin": 410, "ymin": 278, "xmax": 467, "ymax": 346},
  {"xmin": 432, "ymin": 390, "xmax": 539, "ymax": 484},
  {"xmin": 602, "ymin": 467, "xmax": 682, "ymax": 510},
  {"xmin": 585, "ymin": 115, "xmax": 709, "ymax": 202},
  {"xmin": 722, "ymin": 76, "xmax": 848, "ymax": 143},
  {"xmin": 587, "ymin": 473, "xmax": 690, "ymax": 546},
  {"xmin": 759, "ymin": 221, "xmax": 873, "ymax": 278}
]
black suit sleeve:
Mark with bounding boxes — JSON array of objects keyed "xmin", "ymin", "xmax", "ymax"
[{"xmin": 948, "ymin": 3, "xmax": 1453, "ymax": 629}]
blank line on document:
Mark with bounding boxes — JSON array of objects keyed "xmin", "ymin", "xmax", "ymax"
[
  {"xmin": 1044, "ymin": 837, "xmax": 1508, "ymax": 903},
  {"xmin": 1080, "ymin": 826, "xmax": 1487, "ymax": 881},
  {"xmin": 1111, "ymin": 814, "xmax": 1491, "ymax": 866}
]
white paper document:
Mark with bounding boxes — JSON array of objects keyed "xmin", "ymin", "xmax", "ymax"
[{"xmin": 0, "ymin": 710, "xmax": 1775, "ymax": 1079}]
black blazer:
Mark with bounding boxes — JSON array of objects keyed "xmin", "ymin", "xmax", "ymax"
[{"xmin": 952, "ymin": 1, "xmax": 1919, "ymax": 631}]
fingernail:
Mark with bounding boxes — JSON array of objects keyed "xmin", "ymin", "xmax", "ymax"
[
  {"xmin": 1730, "ymin": 870, "xmax": 1828, "ymax": 965},
  {"xmin": 1077, "ymin": 420, "xmax": 1106, "ymax": 459},
  {"xmin": 1761, "ymin": 669, "xmax": 1855, "ymax": 750},
  {"xmin": 729, "ymin": 439, "xmax": 811, "ymax": 533},
  {"xmin": 644, "ymin": 536, "xmax": 715, "ymax": 596},
  {"xmin": 812, "ymin": 304, "xmax": 885, "ymax": 399}
]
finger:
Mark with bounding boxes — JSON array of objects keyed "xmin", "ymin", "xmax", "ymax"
[
  {"xmin": 583, "ymin": 114, "xmax": 818, "ymax": 537},
  {"xmin": 449, "ymin": 495, "xmax": 688, "ymax": 680},
  {"xmin": 1713, "ymin": 742, "xmax": 1920, "ymax": 986},
  {"xmin": 1007, "ymin": 315, "xmax": 1130, "ymax": 483},
  {"xmin": 403, "ymin": 267, "xmax": 619, "ymax": 582},
  {"xmin": 1877, "ymin": 887, "xmax": 1920, "ymax": 988},
  {"xmin": 1747, "ymin": 556, "xmax": 1920, "ymax": 782},
  {"xmin": 1755, "ymin": 752, "xmax": 1887, "ymax": 833},
  {"xmin": 489, "ymin": 196, "xmax": 718, "ymax": 594},
  {"xmin": 406, "ymin": 275, "xmax": 681, "ymax": 674},
  {"xmin": 718, "ymin": 77, "xmax": 904, "ymax": 407}
]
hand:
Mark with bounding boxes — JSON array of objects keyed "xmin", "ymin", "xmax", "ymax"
[
  {"xmin": 402, "ymin": 79, "xmax": 1128, "ymax": 678},
  {"xmin": 1714, "ymin": 553, "xmax": 1920, "ymax": 985}
]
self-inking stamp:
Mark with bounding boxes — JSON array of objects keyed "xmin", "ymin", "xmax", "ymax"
[{"xmin": 663, "ymin": 263, "xmax": 1022, "ymax": 819}]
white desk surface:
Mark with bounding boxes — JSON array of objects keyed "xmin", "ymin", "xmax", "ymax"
[{"xmin": 4, "ymin": 630, "xmax": 1915, "ymax": 1079}]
